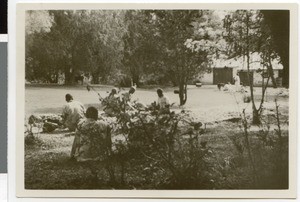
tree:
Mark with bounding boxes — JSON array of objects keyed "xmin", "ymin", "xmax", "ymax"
[
  {"xmin": 261, "ymin": 10, "xmax": 289, "ymax": 88},
  {"xmin": 26, "ymin": 10, "xmax": 126, "ymax": 84},
  {"xmin": 150, "ymin": 10, "xmax": 221, "ymax": 105},
  {"xmin": 86, "ymin": 10, "xmax": 126, "ymax": 84},
  {"xmin": 256, "ymin": 20, "xmax": 278, "ymax": 88},
  {"xmin": 25, "ymin": 11, "xmax": 55, "ymax": 82},
  {"xmin": 47, "ymin": 11, "xmax": 85, "ymax": 84},
  {"xmin": 223, "ymin": 10, "xmax": 281, "ymax": 124},
  {"xmin": 122, "ymin": 10, "xmax": 160, "ymax": 86}
]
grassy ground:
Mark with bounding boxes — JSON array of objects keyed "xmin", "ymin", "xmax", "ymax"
[{"xmin": 25, "ymin": 84, "xmax": 289, "ymax": 189}]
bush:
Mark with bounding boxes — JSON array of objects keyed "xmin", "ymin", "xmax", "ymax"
[
  {"xmin": 106, "ymin": 101, "xmax": 214, "ymax": 189},
  {"xmin": 117, "ymin": 75, "xmax": 132, "ymax": 87}
]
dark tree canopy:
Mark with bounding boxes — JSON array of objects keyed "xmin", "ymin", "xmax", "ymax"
[
  {"xmin": 261, "ymin": 10, "xmax": 289, "ymax": 87},
  {"xmin": 25, "ymin": 9, "xmax": 290, "ymax": 105}
]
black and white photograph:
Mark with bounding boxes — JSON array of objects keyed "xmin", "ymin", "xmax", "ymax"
[{"xmin": 15, "ymin": 3, "xmax": 298, "ymax": 198}]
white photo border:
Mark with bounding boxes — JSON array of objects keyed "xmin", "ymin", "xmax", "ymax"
[{"xmin": 14, "ymin": 2, "xmax": 298, "ymax": 199}]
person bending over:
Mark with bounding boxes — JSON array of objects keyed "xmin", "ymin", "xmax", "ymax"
[
  {"xmin": 121, "ymin": 86, "xmax": 136, "ymax": 110},
  {"xmin": 62, "ymin": 94, "xmax": 85, "ymax": 132},
  {"xmin": 156, "ymin": 88, "xmax": 170, "ymax": 113},
  {"xmin": 101, "ymin": 88, "xmax": 120, "ymax": 117}
]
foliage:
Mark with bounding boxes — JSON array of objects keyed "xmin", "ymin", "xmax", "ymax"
[
  {"xmin": 25, "ymin": 11, "xmax": 53, "ymax": 35},
  {"xmin": 228, "ymin": 100, "xmax": 288, "ymax": 188},
  {"xmin": 223, "ymin": 10, "xmax": 270, "ymax": 124},
  {"xmin": 122, "ymin": 10, "xmax": 161, "ymax": 86},
  {"xmin": 261, "ymin": 11, "xmax": 289, "ymax": 87},
  {"xmin": 145, "ymin": 10, "xmax": 222, "ymax": 105},
  {"xmin": 26, "ymin": 10, "xmax": 126, "ymax": 84},
  {"xmin": 92, "ymin": 94, "xmax": 214, "ymax": 188}
]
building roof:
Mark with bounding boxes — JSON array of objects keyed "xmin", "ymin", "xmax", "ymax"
[{"xmin": 212, "ymin": 52, "xmax": 283, "ymax": 70}]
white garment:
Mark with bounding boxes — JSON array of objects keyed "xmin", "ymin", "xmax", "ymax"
[
  {"xmin": 234, "ymin": 75, "xmax": 240, "ymax": 86},
  {"xmin": 158, "ymin": 95, "xmax": 170, "ymax": 109},
  {"xmin": 62, "ymin": 100, "xmax": 85, "ymax": 131}
]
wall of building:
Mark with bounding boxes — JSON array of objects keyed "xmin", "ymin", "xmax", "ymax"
[
  {"xmin": 199, "ymin": 72, "xmax": 213, "ymax": 84},
  {"xmin": 198, "ymin": 68, "xmax": 281, "ymax": 87},
  {"xmin": 199, "ymin": 68, "xmax": 238, "ymax": 85},
  {"xmin": 253, "ymin": 70, "xmax": 280, "ymax": 87}
]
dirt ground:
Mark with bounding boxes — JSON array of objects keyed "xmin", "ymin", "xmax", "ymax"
[
  {"xmin": 25, "ymin": 84, "xmax": 289, "ymax": 189},
  {"xmin": 25, "ymin": 84, "xmax": 288, "ymax": 122}
]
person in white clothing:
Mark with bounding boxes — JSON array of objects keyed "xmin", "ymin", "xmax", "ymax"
[
  {"xmin": 157, "ymin": 88, "xmax": 170, "ymax": 113},
  {"xmin": 234, "ymin": 72, "xmax": 241, "ymax": 92},
  {"xmin": 62, "ymin": 94, "xmax": 85, "ymax": 131}
]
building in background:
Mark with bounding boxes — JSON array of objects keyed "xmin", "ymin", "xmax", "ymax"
[{"xmin": 199, "ymin": 52, "xmax": 283, "ymax": 87}]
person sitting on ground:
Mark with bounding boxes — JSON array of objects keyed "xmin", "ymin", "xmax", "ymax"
[
  {"xmin": 101, "ymin": 88, "xmax": 120, "ymax": 117},
  {"xmin": 156, "ymin": 88, "xmax": 170, "ymax": 113},
  {"xmin": 121, "ymin": 85, "xmax": 136, "ymax": 110},
  {"xmin": 71, "ymin": 106, "xmax": 111, "ymax": 161},
  {"xmin": 62, "ymin": 94, "xmax": 85, "ymax": 132},
  {"xmin": 71, "ymin": 107, "xmax": 112, "ymax": 180}
]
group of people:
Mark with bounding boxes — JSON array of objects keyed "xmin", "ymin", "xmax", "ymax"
[
  {"xmin": 222, "ymin": 72, "xmax": 242, "ymax": 92},
  {"xmin": 61, "ymin": 93, "xmax": 109, "ymax": 162},
  {"xmin": 220, "ymin": 73, "xmax": 251, "ymax": 103},
  {"xmin": 61, "ymin": 87, "xmax": 170, "ymax": 163},
  {"xmin": 100, "ymin": 86, "xmax": 136, "ymax": 116},
  {"xmin": 100, "ymin": 86, "xmax": 171, "ymax": 116}
]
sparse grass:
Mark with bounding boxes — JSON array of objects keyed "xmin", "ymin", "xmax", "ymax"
[{"xmin": 25, "ymin": 117, "xmax": 289, "ymax": 189}]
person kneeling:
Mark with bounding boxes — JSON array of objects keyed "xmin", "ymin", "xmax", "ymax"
[{"xmin": 157, "ymin": 88, "xmax": 170, "ymax": 114}]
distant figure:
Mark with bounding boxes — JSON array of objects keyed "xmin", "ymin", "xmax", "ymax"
[
  {"xmin": 74, "ymin": 74, "xmax": 84, "ymax": 85},
  {"xmin": 121, "ymin": 85, "xmax": 136, "ymax": 110},
  {"xmin": 57, "ymin": 72, "xmax": 65, "ymax": 85},
  {"xmin": 71, "ymin": 107, "xmax": 111, "ymax": 163},
  {"xmin": 234, "ymin": 72, "xmax": 241, "ymax": 91},
  {"xmin": 243, "ymin": 90, "xmax": 251, "ymax": 103},
  {"xmin": 217, "ymin": 83, "xmax": 225, "ymax": 90},
  {"xmin": 62, "ymin": 94, "xmax": 85, "ymax": 132},
  {"xmin": 83, "ymin": 73, "xmax": 92, "ymax": 85},
  {"xmin": 157, "ymin": 88, "xmax": 170, "ymax": 113},
  {"xmin": 223, "ymin": 82, "xmax": 233, "ymax": 91},
  {"xmin": 101, "ymin": 88, "xmax": 120, "ymax": 116}
]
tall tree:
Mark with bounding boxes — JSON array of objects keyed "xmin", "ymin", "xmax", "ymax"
[
  {"xmin": 223, "ymin": 10, "xmax": 276, "ymax": 124},
  {"xmin": 150, "ymin": 10, "xmax": 220, "ymax": 105},
  {"xmin": 261, "ymin": 10, "xmax": 289, "ymax": 88},
  {"xmin": 25, "ymin": 11, "xmax": 54, "ymax": 82},
  {"xmin": 43, "ymin": 10, "xmax": 85, "ymax": 84},
  {"xmin": 256, "ymin": 18, "xmax": 279, "ymax": 88},
  {"xmin": 81, "ymin": 10, "xmax": 127, "ymax": 84},
  {"xmin": 26, "ymin": 10, "xmax": 126, "ymax": 84},
  {"xmin": 122, "ymin": 10, "xmax": 160, "ymax": 86},
  {"xmin": 224, "ymin": 10, "xmax": 262, "ymax": 124}
]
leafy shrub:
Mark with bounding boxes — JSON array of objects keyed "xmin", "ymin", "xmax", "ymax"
[
  {"xmin": 117, "ymin": 75, "xmax": 132, "ymax": 87},
  {"xmin": 105, "ymin": 100, "xmax": 214, "ymax": 188}
]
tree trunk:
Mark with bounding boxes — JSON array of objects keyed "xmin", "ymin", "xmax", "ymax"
[
  {"xmin": 282, "ymin": 58, "xmax": 289, "ymax": 88},
  {"xmin": 131, "ymin": 60, "xmax": 141, "ymax": 87},
  {"xmin": 132, "ymin": 73, "xmax": 140, "ymax": 87},
  {"xmin": 267, "ymin": 55, "xmax": 277, "ymax": 88},
  {"xmin": 54, "ymin": 73, "xmax": 58, "ymax": 84},
  {"xmin": 179, "ymin": 78, "xmax": 187, "ymax": 106},
  {"xmin": 92, "ymin": 72, "xmax": 100, "ymax": 84},
  {"xmin": 64, "ymin": 67, "xmax": 74, "ymax": 85},
  {"xmin": 246, "ymin": 13, "xmax": 260, "ymax": 125},
  {"xmin": 252, "ymin": 107, "xmax": 260, "ymax": 125}
]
